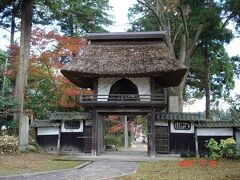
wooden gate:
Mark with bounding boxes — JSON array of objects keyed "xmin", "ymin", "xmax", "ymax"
[{"xmin": 155, "ymin": 126, "xmax": 169, "ymax": 153}]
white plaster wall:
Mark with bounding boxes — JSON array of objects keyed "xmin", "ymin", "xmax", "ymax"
[
  {"xmin": 97, "ymin": 77, "xmax": 150, "ymax": 101},
  {"xmin": 169, "ymin": 96, "xmax": 179, "ymax": 112},
  {"xmin": 37, "ymin": 127, "xmax": 59, "ymax": 135},
  {"xmin": 170, "ymin": 121, "xmax": 194, "ymax": 133},
  {"xmin": 61, "ymin": 121, "xmax": 83, "ymax": 133},
  {"xmin": 197, "ymin": 128, "xmax": 233, "ymax": 136}
]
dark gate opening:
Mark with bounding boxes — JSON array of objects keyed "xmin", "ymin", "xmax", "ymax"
[{"xmin": 108, "ymin": 78, "xmax": 139, "ymax": 101}]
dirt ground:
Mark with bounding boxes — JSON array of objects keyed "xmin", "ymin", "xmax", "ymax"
[{"xmin": 0, "ymin": 153, "xmax": 83, "ymax": 176}]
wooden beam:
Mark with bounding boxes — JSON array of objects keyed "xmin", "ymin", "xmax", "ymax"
[
  {"xmin": 80, "ymin": 101, "xmax": 167, "ymax": 107},
  {"xmin": 87, "ymin": 31, "xmax": 166, "ymax": 41}
]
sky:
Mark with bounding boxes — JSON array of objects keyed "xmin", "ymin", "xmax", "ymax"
[{"xmin": 0, "ymin": 0, "xmax": 239, "ymax": 112}]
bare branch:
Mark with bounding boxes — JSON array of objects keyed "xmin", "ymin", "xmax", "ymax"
[
  {"xmin": 173, "ymin": 24, "xmax": 183, "ymax": 46},
  {"xmin": 222, "ymin": 13, "xmax": 234, "ymax": 28},
  {"xmin": 137, "ymin": 0, "xmax": 164, "ymax": 30},
  {"xmin": 188, "ymin": 24, "xmax": 203, "ymax": 60},
  {"xmin": 177, "ymin": 6, "xmax": 189, "ymax": 51}
]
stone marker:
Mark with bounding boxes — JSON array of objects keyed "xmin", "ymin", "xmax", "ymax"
[{"xmin": 19, "ymin": 115, "xmax": 29, "ymax": 151}]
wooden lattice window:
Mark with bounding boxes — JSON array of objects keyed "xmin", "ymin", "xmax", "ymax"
[
  {"xmin": 64, "ymin": 121, "xmax": 80, "ymax": 129},
  {"xmin": 174, "ymin": 121, "xmax": 191, "ymax": 130}
]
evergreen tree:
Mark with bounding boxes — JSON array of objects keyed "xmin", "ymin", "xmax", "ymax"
[{"xmin": 42, "ymin": 0, "xmax": 113, "ymax": 36}]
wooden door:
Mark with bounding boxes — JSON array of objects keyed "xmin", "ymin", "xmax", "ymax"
[{"xmin": 155, "ymin": 126, "xmax": 169, "ymax": 153}]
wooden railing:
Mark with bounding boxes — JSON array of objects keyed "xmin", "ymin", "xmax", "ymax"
[{"xmin": 80, "ymin": 93, "xmax": 166, "ymax": 106}]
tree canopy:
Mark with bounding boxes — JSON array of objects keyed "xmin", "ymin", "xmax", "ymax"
[{"xmin": 128, "ymin": 0, "xmax": 238, "ymax": 114}]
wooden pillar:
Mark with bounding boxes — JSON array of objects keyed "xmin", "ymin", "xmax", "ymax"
[
  {"xmin": 194, "ymin": 126, "xmax": 199, "ymax": 157},
  {"xmin": 102, "ymin": 117, "xmax": 105, "ymax": 153},
  {"xmin": 124, "ymin": 115, "xmax": 128, "ymax": 150},
  {"xmin": 150, "ymin": 77, "xmax": 155, "ymax": 100},
  {"xmin": 98, "ymin": 114, "xmax": 104, "ymax": 154},
  {"xmin": 93, "ymin": 78, "xmax": 98, "ymax": 94},
  {"xmin": 80, "ymin": 91, "xmax": 83, "ymax": 102},
  {"xmin": 92, "ymin": 108, "xmax": 97, "ymax": 156},
  {"xmin": 147, "ymin": 116, "xmax": 151, "ymax": 157},
  {"xmin": 57, "ymin": 125, "xmax": 61, "ymax": 153},
  {"xmin": 148, "ymin": 108, "xmax": 156, "ymax": 157}
]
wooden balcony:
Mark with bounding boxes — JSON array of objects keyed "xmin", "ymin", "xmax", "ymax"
[{"xmin": 80, "ymin": 93, "xmax": 167, "ymax": 107}]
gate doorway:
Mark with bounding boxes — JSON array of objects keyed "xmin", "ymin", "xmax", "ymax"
[
  {"xmin": 92, "ymin": 109, "xmax": 156, "ymax": 157},
  {"xmin": 104, "ymin": 115, "xmax": 148, "ymax": 155}
]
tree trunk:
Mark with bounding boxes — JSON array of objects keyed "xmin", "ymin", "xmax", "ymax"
[
  {"xmin": 178, "ymin": 89, "xmax": 184, "ymax": 112},
  {"xmin": 10, "ymin": 12, "xmax": 15, "ymax": 46},
  {"xmin": 204, "ymin": 44, "xmax": 211, "ymax": 119},
  {"xmin": 17, "ymin": 0, "xmax": 33, "ymax": 151},
  {"xmin": 2, "ymin": 11, "xmax": 15, "ymax": 95}
]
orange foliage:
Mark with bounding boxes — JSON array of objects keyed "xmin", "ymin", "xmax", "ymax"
[
  {"xmin": 7, "ymin": 28, "xmax": 92, "ymax": 110},
  {"xmin": 64, "ymin": 89, "xmax": 81, "ymax": 96},
  {"xmin": 5, "ymin": 28, "xmax": 89, "ymax": 110},
  {"xmin": 107, "ymin": 115, "xmax": 120, "ymax": 123},
  {"xmin": 107, "ymin": 122, "xmax": 132, "ymax": 133},
  {"xmin": 30, "ymin": 28, "xmax": 88, "ymax": 109},
  {"xmin": 6, "ymin": 44, "xmax": 20, "ymax": 79}
]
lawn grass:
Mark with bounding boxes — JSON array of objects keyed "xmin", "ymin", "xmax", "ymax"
[
  {"xmin": 0, "ymin": 153, "xmax": 84, "ymax": 176},
  {"xmin": 118, "ymin": 158, "xmax": 240, "ymax": 180}
]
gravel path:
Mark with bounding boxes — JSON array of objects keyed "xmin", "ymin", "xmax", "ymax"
[{"xmin": 0, "ymin": 161, "xmax": 139, "ymax": 180}]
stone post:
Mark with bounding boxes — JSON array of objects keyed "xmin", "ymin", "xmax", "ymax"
[{"xmin": 19, "ymin": 115, "xmax": 29, "ymax": 151}]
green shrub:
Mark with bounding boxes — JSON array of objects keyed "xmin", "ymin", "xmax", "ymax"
[
  {"xmin": 220, "ymin": 137, "xmax": 237, "ymax": 158},
  {"xmin": 105, "ymin": 134, "xmax": 123, "ymax": 148},
  {"xmin": 205, "ymin": 137, "xmax": 238, "ymax": 160},
  {"xmin": 205, "ymin": 138, "xmax": 220, "ymax": 160},
  {"xmin": 0, "ymin": 135, "xmax": 19, "ymax": 155}
]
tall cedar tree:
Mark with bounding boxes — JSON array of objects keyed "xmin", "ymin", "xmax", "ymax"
[{"xmin": 17, "ymin": 0, "xmax": 33, "ymax": 149}]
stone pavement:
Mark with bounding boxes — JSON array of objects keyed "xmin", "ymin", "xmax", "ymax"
[
  {"xmin": 0, "ymin": 161, "xmax": 139, "ymax": 180},
  {"xmin": 59, "ymin": 151, "xmax": 181, "ymax": 162}
]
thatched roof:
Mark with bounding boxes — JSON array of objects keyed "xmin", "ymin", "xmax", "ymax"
[{"xmin": 61, "ymin": 32, "xmax": 187, "ymax": 88}]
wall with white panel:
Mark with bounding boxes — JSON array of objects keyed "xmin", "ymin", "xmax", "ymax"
[
  {"xmin": 37, "ymin": 127, "xmax": 59, "ymax": 136},
  {"xmin": 197, "ymin": 128, "xmax": 233, "ymax": 136},
  {"xmin": 97, "ymin": 77, "xmax": 150, "ymax": 101}
]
